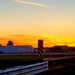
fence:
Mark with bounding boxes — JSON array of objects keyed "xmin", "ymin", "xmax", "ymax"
[{"xmin": 0, "ymin": 62, "xmax": 48, "ymax": 75}]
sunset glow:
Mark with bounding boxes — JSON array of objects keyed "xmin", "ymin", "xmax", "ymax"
[{"xmin": 0, "ymin": 0, "xmax": 75, "ymax": 47}]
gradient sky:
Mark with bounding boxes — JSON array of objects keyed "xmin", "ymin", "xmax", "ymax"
[{"xmin": 0, "ymin": 0, "xmax": 75, "ymax": 47}]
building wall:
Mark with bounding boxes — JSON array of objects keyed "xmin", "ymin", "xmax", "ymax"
[{"xmin": 0, "ymin": 45, "xmax": 34, "ymax": 53}]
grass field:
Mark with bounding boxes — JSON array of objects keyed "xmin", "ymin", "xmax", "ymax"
[
  {"xmin": 0, "ymin": 54, "xmax": 71, "ymax": 69},
  {"xmin": 0, "ymin": 54, "xmax": 41, "ymax": 60},
  {"xmin": 0, "ymin": 54, "xmax": 43, "ymax": 69},
  {"xmin": 0, "ymin": 54, "xmax": 56, "ymax": 69}
]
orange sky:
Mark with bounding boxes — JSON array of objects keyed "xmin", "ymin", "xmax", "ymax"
[
  {"xmin": 0, "ymin": 0, "xmax": 75, "ymax": 47},
  {"xmin": 0, "ymin": 33, "xmax": 75, "ymax": 48}
]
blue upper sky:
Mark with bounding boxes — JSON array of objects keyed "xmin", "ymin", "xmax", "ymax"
[
  {"xmin": 0, "ymin": 0, "xmax": 75, "ymax": 37},
  {"xmin": 0, "ymin": 0, "xmax": 75, "ymax": 47}
]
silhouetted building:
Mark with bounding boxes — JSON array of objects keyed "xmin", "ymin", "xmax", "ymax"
[
  {"xmin": 7, "ymin": 40, "xmax": 14, "ymax": 46},
  {"xmin": 0, "ymin": 44, "xmax": 2, "ymax": 46},
  {"xmin": 50, "ymin": 45, "xmax": 70, "ymax": 53}
]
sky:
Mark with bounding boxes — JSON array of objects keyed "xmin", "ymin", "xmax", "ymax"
[{"xmin": 0, "ymin": 0, "xmax": 75, "ymax": 47}]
